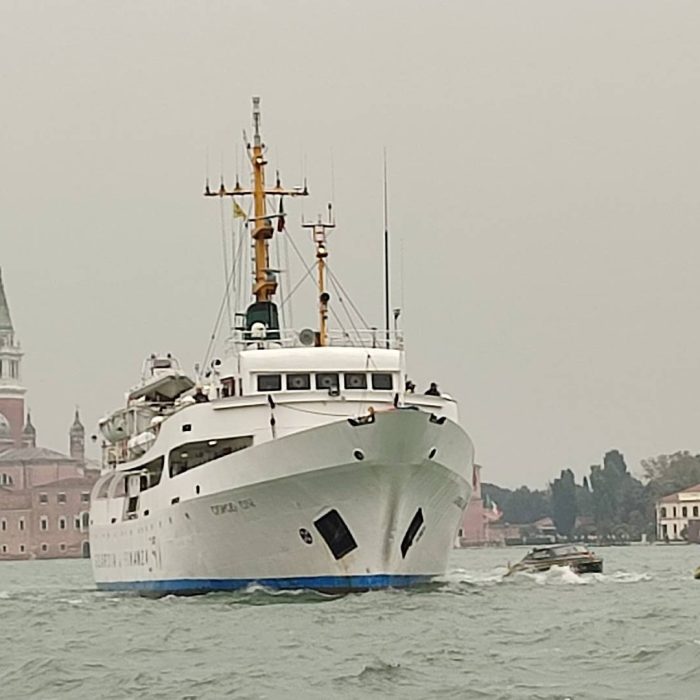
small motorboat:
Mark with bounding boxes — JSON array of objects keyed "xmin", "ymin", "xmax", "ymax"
[{"xmin": 505, "ymin": 543, "xmax": 603, "ymax": 576}]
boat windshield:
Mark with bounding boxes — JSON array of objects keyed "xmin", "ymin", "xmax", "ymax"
[
  {"xmin": 550, "ymin": 544, "xmax": 589, "ymax": 557},
  {"xmin": 527, "ymin": 544, "xmax": 590, "ymax": 560}
]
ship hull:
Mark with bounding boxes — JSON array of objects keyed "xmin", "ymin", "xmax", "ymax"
[{"xmin": 91, "ymin": 409, "xmax": 473, "ymax": 594}]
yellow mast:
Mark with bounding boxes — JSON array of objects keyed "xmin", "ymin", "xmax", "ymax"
[
  {"xmin": 303, "ymin": 205, "xmax": 335, "ymax": 347},
  {"xmin": 204, "ymin": 96, "xmax": 308, "ymax": 305}
]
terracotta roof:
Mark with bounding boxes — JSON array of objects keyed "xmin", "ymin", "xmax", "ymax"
[
  {"xmin": 658, "ymin": 483, "xmax": 700, "ymax": 503},
  {"xmin": 36, "ymin": 476, "xmax": 96, "ymax": 489},
  {"xmin": 0, "ymin": 446, "xmax": 75, "ymax": 463}
]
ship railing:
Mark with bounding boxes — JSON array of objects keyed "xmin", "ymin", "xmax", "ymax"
[{"xmin": 228, "ymin": 327, "xmax": 404, "ymax": 351}]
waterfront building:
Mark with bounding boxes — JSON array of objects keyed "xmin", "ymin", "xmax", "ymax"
[
  {"xmin": 0, "ymin": 269, "xmax": 98, "ymax": 560},
  {"xmin": 655, "ymin": 484, "xmax": 700, "ymax": 542},
  {"xmin": 457, "ymin": 465, "xmax": 504, "ymax": 546}
]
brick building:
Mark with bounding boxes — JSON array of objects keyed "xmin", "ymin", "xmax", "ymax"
[{"xmin": 0, "ymin": 269, "xmax": 98, "ymax": 560}]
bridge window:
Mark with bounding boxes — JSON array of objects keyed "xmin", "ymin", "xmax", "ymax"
[
  {"xmin": 257, "ymin": 374, "xmax": 282, "ymax": 392},
  {"xmin": 316, "ymin": 373, "xmax": 339, "ymax": 390},
  {"xmin": 169, "ymin": 436, "xmax": 253, "ymax": 477},
  {"xmin": 0, "ymin": 473, "xmax": 13, "ymax": 486},
  {"xmin": 287, "ymin": 373, "xmax": 311, "ymax": 390},
  {"xmin": 371, "ymin": 373, "xmax": 393, "ymax": 390},
  {"xmin": 138, "ymin": 457, "xmax": 165, "ymax": 490},
  {"xmin": 344, "ymin": 373, "xmax": 368, "ymax": 390}
]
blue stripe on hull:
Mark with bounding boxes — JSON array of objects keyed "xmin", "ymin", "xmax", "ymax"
[{"xmin": 96, "ymin": 573, "xmax": 433, "ymax": 595}]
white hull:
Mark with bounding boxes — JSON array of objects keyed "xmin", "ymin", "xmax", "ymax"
[{"xmin": 91, "ymin": 409, "xmax": 473, "ymax": 593}]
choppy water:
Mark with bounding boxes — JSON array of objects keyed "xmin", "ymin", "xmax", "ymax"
[{"xmin": 1, "ymin": 546, "xmax": 699, "ymax": 699}]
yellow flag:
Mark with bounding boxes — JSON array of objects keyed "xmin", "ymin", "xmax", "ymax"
[{"xmin": 233, "ymin": 201, "xmax": 247, "ymax": 220}]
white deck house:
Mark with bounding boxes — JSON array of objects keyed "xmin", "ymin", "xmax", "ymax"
[{"xmin": 656, "ymin": 484, "xmax": 700, "ymax": 541}]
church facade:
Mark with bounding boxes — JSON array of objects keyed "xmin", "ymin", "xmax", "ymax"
[{"xmin": 0, "ymin": 270, "xmax": 98, "ymax": 560}]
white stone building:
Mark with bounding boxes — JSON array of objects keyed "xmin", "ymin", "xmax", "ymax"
[{"xmin": 656, "ymin": 484, "xmax": 700, "ymax": 541}]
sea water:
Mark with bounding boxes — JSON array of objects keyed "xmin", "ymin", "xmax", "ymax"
[{"xmin": 0, "ymin": 545, "xmax": 698, "ymax": 699}]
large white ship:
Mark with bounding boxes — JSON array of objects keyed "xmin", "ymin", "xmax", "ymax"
[{"xmin": 89, "ymin": 98, "xmax": 475, "ymax": 594}]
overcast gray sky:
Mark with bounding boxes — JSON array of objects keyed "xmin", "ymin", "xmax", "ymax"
[{"xmin": 2, "ymin": 1, "xmax": 699, "ymax": 487}]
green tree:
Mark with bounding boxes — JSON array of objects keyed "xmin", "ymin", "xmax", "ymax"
[
  {"xmin": 551, "ymin": 468, "xmax": 577, "ymax": 538},
  {"xmin": 642, "ymin": 451, "xmax": 700, "ymax": 500}
]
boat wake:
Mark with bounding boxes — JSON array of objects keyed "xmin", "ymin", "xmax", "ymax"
[{"xmin": 440, "ymin": 565, "xmax": 651, "ymax": 588}]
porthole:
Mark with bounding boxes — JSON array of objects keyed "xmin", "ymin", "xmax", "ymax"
[
  {"xmin": 353, "ymin": 449, "xmax": 365, "ymax": 461},
  {"xmin": 428, "ymin": 447, "xmax": 437, "ymax": 460}
]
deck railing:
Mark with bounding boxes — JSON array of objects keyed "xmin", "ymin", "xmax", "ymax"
[{"xmin": 228, "ymin": 327, "xmax": 404, "ymax": 351}]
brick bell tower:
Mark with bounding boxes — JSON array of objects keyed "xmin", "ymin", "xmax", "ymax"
[{"xmin": 0, "ymin": 269, "xmax": 26, "ymax": 449}]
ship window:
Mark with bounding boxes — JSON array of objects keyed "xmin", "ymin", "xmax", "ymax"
[
  {"xmin": 40, "ymin": 516, "xmax": 48, "ymax": 531},
  {"xmin": 112, "ymin": 475, "xmax": 127, "ymax": 498},
  {"xmin": 39, "ymin": 493, "xmax": 48, "ymax": 504},
  {"xmin": 660, "ymin": 507, "xmax": 666, "ymax": 518},
  {"xmin": 57, "ymin": 492, "xmax": 67, "ymax": 504},
  {"xmin": 257, "ymin": 374, "xmax": 282, "ymax": 392},
  {"xmin": 59, "ymin": 517, "xmax": 66, "ymax": 530},
  {"xmin": 371, "ymin": 373, "xmax": 393, "ymax": 390},
  {"xmin": 221, "ymin": 377, "xmax": 235, "ymax": 397},
  {"xmin": 683, "ymin": 506, "xmax": 688, "ymax": 517},
  {"xmin": 315, "ymin": 373, "xmax": 339, "ymax": 391},
  {"xmin": 344, "ymin": 373, "xmax": 368, "ymax": 390},
  {"xmin": 169, "ymin": 436, "xmax": 253, "ymax": 477},
  {"xmin": 18, "ymin": 518, "xmax": 25, "ymax": 531},
  {"xmin": 1, "ymin": 545, "xmax": 6, "ymax": 553},
  {"xmin": 94, "ymin": 474, "xmax": 113, "ymax": 500},
  {"xmin": 287, "ymin": 373, "xmax": 311, "ymax": 390},
  {"xmin": 694, "ymin": 506, "xmax": 699, "ymax": 518},
  {"xmin": 313, "ymin": 509, "xmax": 357, "ymax": 560},
  {"xmin": 19, "ymin": 544, "xmax": 25, "ymax": 553},
  {"xmin": 81, "ymin": 492, "xmax": 90, "ymax": 502},
  {"xmin": 401, "ymin": 508, "xmax": 424, "ymax": 558},
  {"xmin": 41, "ymin": 543, "xmax": 48, "ymax": 553},
  {"xmin": 126, "ymin": 456, "xmax": 165, "ymax": 491},
  {"xmin": 59, "ymin": 543, "xmax": 66, "ymax": 552}
]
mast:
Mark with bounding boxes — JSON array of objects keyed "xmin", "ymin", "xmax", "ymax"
[
  {"xmin": 250, "ymin": 97, "xmax": 274, "ymax": 302},
  {"xmin": 204, "ymin": 97, "xmax": 308, "ymax": 329},
  {"xmin": 383, "ymin": 149, "xmax": 390, "ymax": 349},
  {"xmin": 302, "ymin": 204, "xmax": 335, "ymax": 347}
]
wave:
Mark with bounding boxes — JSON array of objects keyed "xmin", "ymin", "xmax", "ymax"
[{"xmin": 440, "ymin": 564, "xmax": 651, "ymax": 587}]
